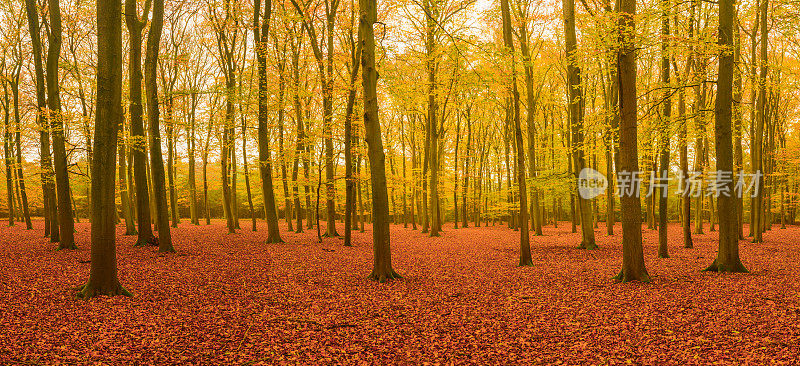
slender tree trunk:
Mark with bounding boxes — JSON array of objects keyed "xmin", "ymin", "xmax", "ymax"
[
  {"xmin": 166, "ymin": 96, "xmax": 178, "ymax": 228},
  {"xmin": 255, "ymin": 0, "xmax": 282, "ymax": 242},
  {"xmin": 462, "ymin": 109, "xmax": 470, "ymax": 228},
  {"xmin": 202, "ymin": 110, "xmax": 212, "ymax": 225},
  {"xmin": 2, "ymin": 83, "xmax": 14, "ymax": 227},
  {"xmin": 361, "ymin": 0, "xmax": 400, "ymax": 281},
  {"xmin": 188, "ymin": 92, "xmax": 199, "ymax": 225},
  {"xmin": 519, "ymin": 17, "xmax": 542, "ymax": 236},
  {"xmin": 25, "ymin": 0, "xmax": 53, "ymax": 236},
  {"xmin": 657, "ymin": 0, "xmax": 670, "ymax": 258},
  {"xmin": 751, "ymin": 0, "xmax": 768, "ymax": 243},
  {"xmin": 676, "ymin": 61, "xmax": 693, "ymax": 248},
  {"xmin": 118, "ymin": 115, "xmax": 136, "ymax": 235},
  {"xmin": 733, "ymin": 7, "xmax": 744, "ymax": 239},
  {"xmin": 145, "ymin": 0, "xmax": 174, "ymax": 252},
  {"xmin": 10, "ymin": 79, "xmax": 32, "ymax": 229},
  {"xmin": 502, "ymin": 0, "xmax": 531, "ymax": 265},
  {"xmin": 563, "ymin": 0, "xmax": 595, "ymax": 249},
  {"xmin": 47, "ymin": 0, "xmax": 76, "ymax": 250},
  {"xmin": 344, "ymin": 17, "xmax": 362, "ymax": 245}
]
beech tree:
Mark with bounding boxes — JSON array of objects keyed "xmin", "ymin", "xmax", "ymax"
[
  {"xmin": 255, "ymin": 0, "xmax": 283, "ymax": 243},
  {"xmin": 78, "ymin": 0, "xmax": 131, "ymax": 299},
  {"xmin": 361, "ymin": 0, "xmax": 400, "ymax": 282},
  {"xmin": 704, "ymin": 0, "xmax": 747, "ymax": 273},
  {"xmin": 48, "ymin": 0, "xmax": 76, "ymax": 250},
  {"xmin": 145, "ymin": 0, "xmax": 175, "ymax": 252},
  {"xmin": 501, "ymin": 0, "xmax": 532, "ymax": 266},
  {"xmin": 563, "ymin": 0, "xmax": 595, "ymax": 249},
  {"xmin": 614, "ymin": 0, "xmax": 649, "ymax": 282}
]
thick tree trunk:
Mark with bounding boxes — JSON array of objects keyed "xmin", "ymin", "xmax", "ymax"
[
  {"xmin": 614, "ymin": 0, "xmax": 650, "ymax": 282},
  {"xmin": 705, "ymin": 0, "xmax": 747, "ymax": 272},
  {"xmin": 79, "ymin": 0, "xmax": 131, "ymax": 299}
]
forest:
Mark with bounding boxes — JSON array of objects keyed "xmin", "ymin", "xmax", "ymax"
[{"xmin": 1, "ymin": 0, "xmax": 799, "ymax": 363}]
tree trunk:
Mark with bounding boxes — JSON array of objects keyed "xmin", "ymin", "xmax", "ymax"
[
  {"xmin": 519, "ymin": 16, "xmax": 542, "ymax": 236},
  {"xmin": 79, "ymin": 0, "xmax": 132, "ymax": 298},
  {"xmin": 676, "ymin": 60, "xmax": 693, "ymax": 248},
  {"xmin": 25, "ymin": 0, "xmax": 54, "ymax": 237},
  {"xmin": 145, "ymin": 0, "xmax": 174, "ymax": 252},
  {"xmin": 657, "ymin": 0, "xmax": 670, "ymax": 258},
  {"xmin": 47, "ymin": 0, "xmax": 76, "ymax": 250},
  {"xmin": 10, "ymin": 78, "xmax": 32, "ymax": 229},
  {"xmin": 255, "ymin": 0, "xmax": 282, "ymax": 242},
  {"xmin": 563, "ymin": 0, "xmax": 595, "ymax": 249},
  {"xmin": 188, "ymin": 92, "xmax": 199, "ymax": 225},
  {"xmin": 166, "ymin": 96, "xmax": 178, "ymax": 228},
  {"xmin": 502, "ymin": 0, "xmax": 531, "ymax": 265},
  {"xmin": 705, "ymin": 0, "xmax": 747, "ymax": 273},
  {"xmin": 2, "ymin": 82, "xmax": 14, "ymax": 227},
  {"xmin": 118, "ymin": 115, "xmax": 136, "ymax": 235},
  {"xmin": 361, "ymin": 0, "xmax": 400, "ymax": 281},
  {"xmin": 751, "ymin": 0, "xmax": 768, "ymax": 243},
  {"xmin": 276, "ymin": 48, "xmax": 293, "ymax": 232},
  {"xmin": 614, "ymin": 0, "xmax": 650, "ymax": 282},
  {"xmin": 344, "ymin": 15, "xmax": 363, "ymax": 245}
]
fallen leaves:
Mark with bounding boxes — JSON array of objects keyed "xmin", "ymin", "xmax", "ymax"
[{"xmin": 0, "ymin": 219, "xmax": 798, "ymax": 364}]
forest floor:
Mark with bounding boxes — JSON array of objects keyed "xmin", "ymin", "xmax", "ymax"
[{"xmin": 0, "ymin": 219, "xmax": 798, "ymax": 364}]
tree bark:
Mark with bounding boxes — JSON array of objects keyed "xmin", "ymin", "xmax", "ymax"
[
  {"xmin": 9, "ymin": 72, "xmax": 32, "ymax": 229},
  {"xmin": 614, "ymin": 0, "xmax": 650, "ymax": 282},
  {"xmin": 255, "ymin": 0, "xmax": 283, "ymax": 243},
  {"xmin": 657, "ymin": 0, "xmax": 670, "ymax": 258},
  {"xmin": 145, "ymin": 0, "xmax": 174, "ymax": 252},
  {"xmin": 344, "ymin": 10, "xmax": 362, "ymax": 246},
  {"xmin": 751, "ymin": 0, "xmax": 768, "ymax": 243},
  {"xmin": 124, "ymin": 0, "xmax": 154, "ymax": 247},
  {"xmin": 361, "ymin": 0, "xmax": 400, "ymax": 282},
  {"xmin": 47, "ymin": 0, "xmax": 76, "ymax": 250},
  {"xmin": 2, "ymin": 80, "xmax": 13, "ymax": 226},
  {"xmin": 502, "ymin": 0, "xmax": 531, "ymax": 265},
  {"xmin": 79, "ymin": 0, "xmax": 132, "ymax": 299},
  {"xmin": 704, "ymin": 0, "xmax": 747, "ymax": 273},
  {"xmin": 188, "ymin": 92, "xmax": 199, "ymax": 225},
  {"xmin": 563, "ymin": 0, "xmax": 595, "ymax": 249},
  {"xmin": 118, "ymin": 115, "xmax": 136, "ymax": 235}
]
